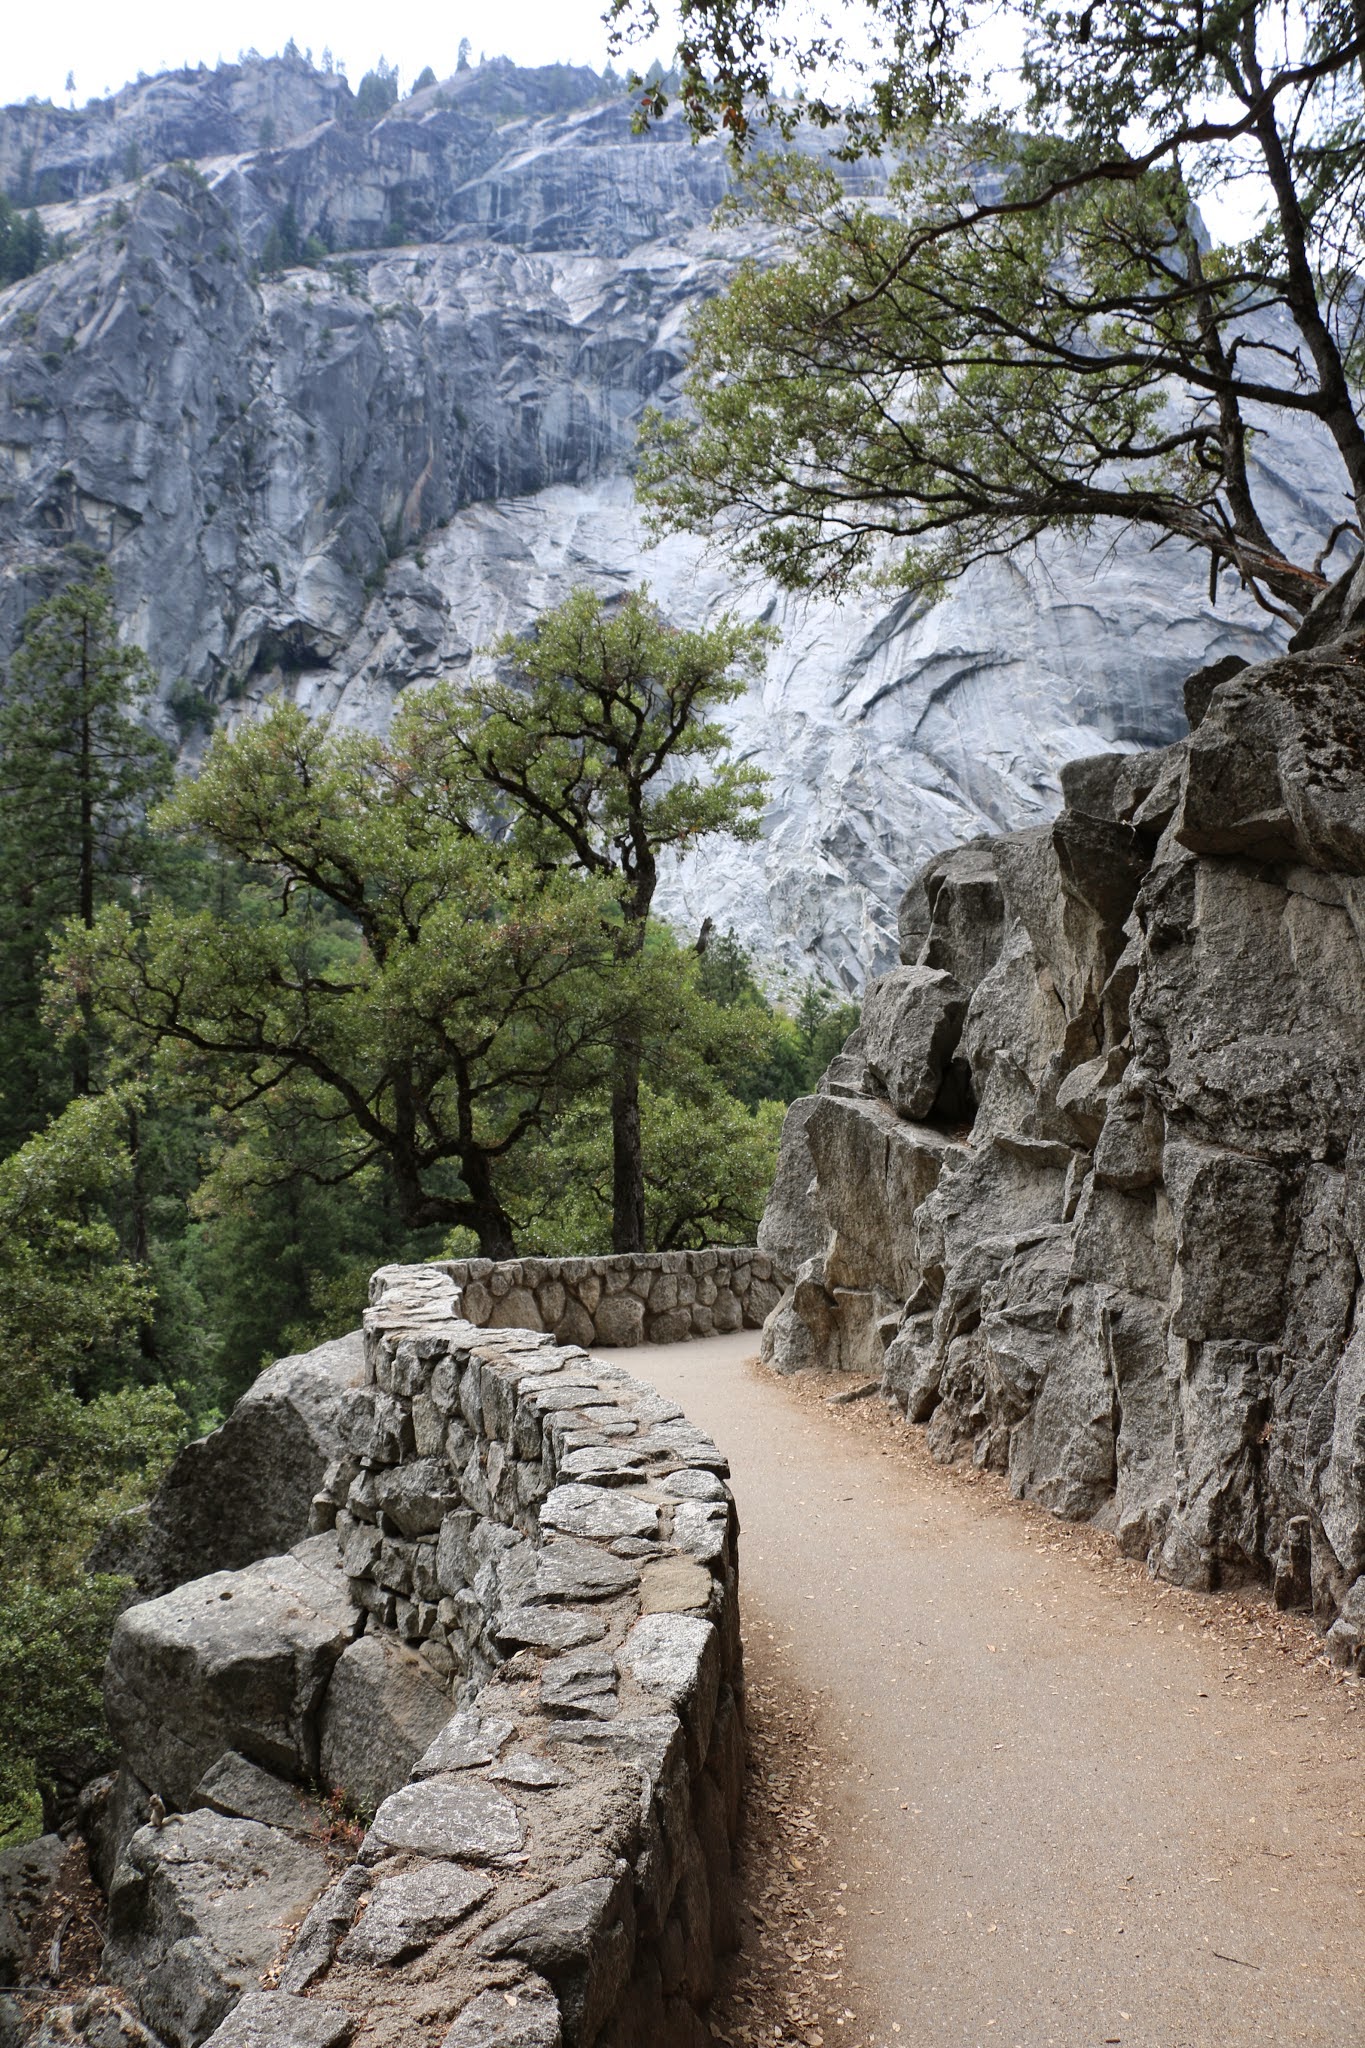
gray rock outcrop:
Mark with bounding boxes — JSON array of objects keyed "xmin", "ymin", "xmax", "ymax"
[
  {"xmin": 103, "ymin": 1812, "xmax": 332, "ymax": 2048},
  {"xmin": 317, "ymin": 1634, "xmax": 453, "ymax": 1815},
  {"xmin": 759, "ymin": 635, "xmax": 1365, "ymax": 1624},
  {"xmin": 0, "ymin": 1837, "xmax": 66, "ymax": 1986},
  {"xmin": 104, "ymin": 1537, "xmax": 360, "ymax": 1808},
  {"xmin": 112, "ymin": 1335, "xmax": 367, "ymax": 1596},
  {"xmin": 199, "ymin": 1992, "xmax": 353, "ymax": 2048}
]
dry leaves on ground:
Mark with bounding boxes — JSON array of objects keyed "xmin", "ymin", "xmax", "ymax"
[{"xmin": 707, "ymin": 1659, "xmax": 873, "ymax": 2048}]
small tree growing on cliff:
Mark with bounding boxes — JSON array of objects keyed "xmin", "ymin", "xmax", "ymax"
[
  {"xmin": 406, "ymin": 587, "xmax": 772, "ymax": 1252},
  {"xmin": 354, "ymin": 59, "xmax": 399, "ymax": 118}
]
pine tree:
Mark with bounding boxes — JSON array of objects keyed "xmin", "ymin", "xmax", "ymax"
[
  {"xmin": 0, "ymin": 192, "xmax": 47, "ymax": 286},
  {"xmin": 0, "ymin": 571, "xmax": 172, "ymax": 1142}
]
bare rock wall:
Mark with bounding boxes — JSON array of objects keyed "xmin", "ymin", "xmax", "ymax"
[{"xmin": 759, "ymin": 638, "xmax": 1365, "ymax": 1648}]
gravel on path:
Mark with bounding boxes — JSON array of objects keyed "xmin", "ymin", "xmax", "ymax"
[{"xmin": 613, "ymin": 1333, "xmax": 1365, "ymax": 2048}]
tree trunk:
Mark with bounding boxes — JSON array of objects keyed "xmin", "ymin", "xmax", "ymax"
[
  {"xmin": 610, "ymin": 1036, "xmax": 646, "ymax": 1253},
  {"xmin": 608, "ymin": 855, "xmax": 654, "ymax": 1254},
  {"xmin": 1245, "ymin": 54, "xmax": 1365, "ymax": 530},
  {"xmin": 458, "ymin": 1145, "xmax": 518, "ymax": 1259}
]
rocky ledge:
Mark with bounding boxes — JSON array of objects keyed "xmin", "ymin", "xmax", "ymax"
[
  {"xmin": 758, "ymin": 630, "xmax": 1365, "ymax": 1652},
  {"xmin": 4, "ymin": 1266, "xmax": 743, "ymax": 2048}
]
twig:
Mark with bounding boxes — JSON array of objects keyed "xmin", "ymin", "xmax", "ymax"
[
  {"xmin": 1211, "ymin": 1948, "xmax": 1261, "ymax": 1969},
  {"xmin": 47, "ymin": 1909, "xmax": 72, "ymax": 1985}
]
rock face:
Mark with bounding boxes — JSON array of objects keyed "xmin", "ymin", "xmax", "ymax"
[
  {"xmin": 120, "ymin": 1333, "xmax": 367, "ymax": 1596},
  {"xmin": 317, "ymin": 1634, "xmax": 453, "ymax": 1814},
  {"xmin": 759, "ymin": 636, "xmax": 1365, "ymax": 1625},
  {"xmin": 103, "ymin": 1811, "xmax": 332, "ymax": 2048},
  {"xmin": 104, "ymin": 1537, "xmax": 361, "ymax": 1808},
  {"xmin": 0, "ymin": 52, "xmax": 351, "ymax": 205},
  {"xmin": 2, "ymin": 53, "xmax": 1347, "ymax": 982},
  {"xmin": 0, "ymin": 1836, "xmax": 67, "ymax": 1986}
]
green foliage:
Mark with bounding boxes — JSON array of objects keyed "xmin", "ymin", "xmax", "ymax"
[
  {"xmin": 795, "ymin": 976, "xmax": 862, "ymax": 1089},
  {"xmin": 56, "ymin": 703, "xmax": 620, "ymax": 1257},
  {"xmin": 260, "ymin": 203, "xmax": 305, "ymax": 275},
  {"xmin": 502, "ymin": 919, "xmax": 786, "ymax": 1248},
  {"xmin": 517, "ymin": 1082, "xmax": 785, "ymax": 1254},
  {"xmin": 0, "ymin": 1092, "xmax": 182, "ymax": 1833},
  {"xmin": 413, "ymin": 66, "xmax": 438, "ymax": 93},
  {"xmin": 355, "ymin": 61, "xmax": 399, "ymax": 119},
  {"xmin": 0, "ymin": 191, "xmax": 48, "ymax": 286},
  {"xmin": 626, "ymin": 0, "xmax": 1365, "ymax": 621},
  {"xmin": 175, "ymin": 1160, "xmax": 442, "ymax": 1406},
  {"xmin": 0, "ymin": 570, "xmax": 172, "ymax": 1144},
  {"xmin": 464, "ymin": 587, "xmax": 772, "ymax": 908},
  {"xmin": 697, "ymin": 928, "xmax": 860, "ymax": 1103},
  {"xmin": 410, "ymin": 586, "xmax": 772, "ymax": 1249},
  {"xmin": 167, "ymin": 159, "xmax": 210, "ymax": 192}
]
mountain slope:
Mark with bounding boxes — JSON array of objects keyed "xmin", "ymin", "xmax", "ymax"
[{"xmin": 0, "ymin": 55, "xmax": 1339, "ymax": 982}]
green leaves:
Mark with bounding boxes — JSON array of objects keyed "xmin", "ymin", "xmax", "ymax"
[
  {"xmin": 641, "ymin": 148, "xmax": 1195, "ymax": 592},
  {"xmin": 0, "ymin": 1089, "xmax": 153, "ymax": 1382},
  {"xmin": 0, "ymin": 191, "xmax": 50, "ymax": 286},
  {"xmin": 405, "ymin": 585, "xmax": 772, "ymax": 1247},
  {"xmin": 606, "ymin": 0, "xmax": 972, "ymax": 153},
  {"xmin": 0, "ymin": 1092, "xmax": 182, "ymax": 1834},
  {"xmin": 57, "ymin": 703, "xmax": 623, "ymax": 1254},
  {"xmin": 627, "ymin": 0, "xmax": 1365, "ymax": 619},
  {"xmin": 0, "ymin": 569, "xmax": 173, "ymax": 1141},
  {"xmin": 404, "ymin": 586, "xmax": 771, "ymax": 919}
]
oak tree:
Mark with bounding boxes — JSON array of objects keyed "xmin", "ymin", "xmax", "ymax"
[
  {"xmin": 405, "ymin": 587, "xmax": 771, "ymax": 1251},
  {"xmin": 56, "ymin": 705, "xmax": 616, "ymax": 1258},
  {"xmin": 620, "ymin": 0, "xmax": 1365, "ymax": 624}
]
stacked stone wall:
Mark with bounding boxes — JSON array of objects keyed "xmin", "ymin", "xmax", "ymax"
[
  {"xmin": 432, "ymin": 1249, "xmax": 781, "ymax": 1348},
  {"xmin": 76, "ymin": 1263, "xmax": 745, "ymax": 2048}
]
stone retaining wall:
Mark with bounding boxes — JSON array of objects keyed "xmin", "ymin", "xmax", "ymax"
[
  {"xmin": 92, "ymin": 1263, "xmax": 745, "ymax": 2048},
  {"xmin": 432, "ymin": 1249, "xmax": 782, "ymax": 1348}
]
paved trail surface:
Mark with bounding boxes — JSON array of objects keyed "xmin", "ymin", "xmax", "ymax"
[{"xmin": 615, "ymin": 1333, "xmax": 1365, "ymax": 2048}]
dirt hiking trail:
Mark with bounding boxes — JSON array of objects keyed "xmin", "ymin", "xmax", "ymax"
[{"xmin": 614, "ymin": 1332, "xmax": 1365, "ymax": 2048}]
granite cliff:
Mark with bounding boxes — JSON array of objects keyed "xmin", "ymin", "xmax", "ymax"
[
  {"xmin": 758, "ymin": 608, "xmax": 1365, "ymax": 1646},
  {"xmin": 0, "ymin": 54, "xmax": 1345, "ymax": 982}
]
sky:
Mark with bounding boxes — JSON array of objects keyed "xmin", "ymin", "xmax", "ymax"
[{"xmin": 3, "ymin": 0, "xmax": 680, "ymax": 107}]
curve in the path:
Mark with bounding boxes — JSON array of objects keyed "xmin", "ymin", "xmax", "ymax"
[{"xmin": 614, "ymin": 1331, "xmax": 1365, "ymax": 2048}]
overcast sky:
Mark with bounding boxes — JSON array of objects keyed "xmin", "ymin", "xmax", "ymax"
[{"xmin": 4, "ymin": 0, "xmax": 679, "ymax": 107}]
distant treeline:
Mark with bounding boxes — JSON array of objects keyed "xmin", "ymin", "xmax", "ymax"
[{"xmin": 0, "ymin": 190, "xmax": 55, "ymax": 285}]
